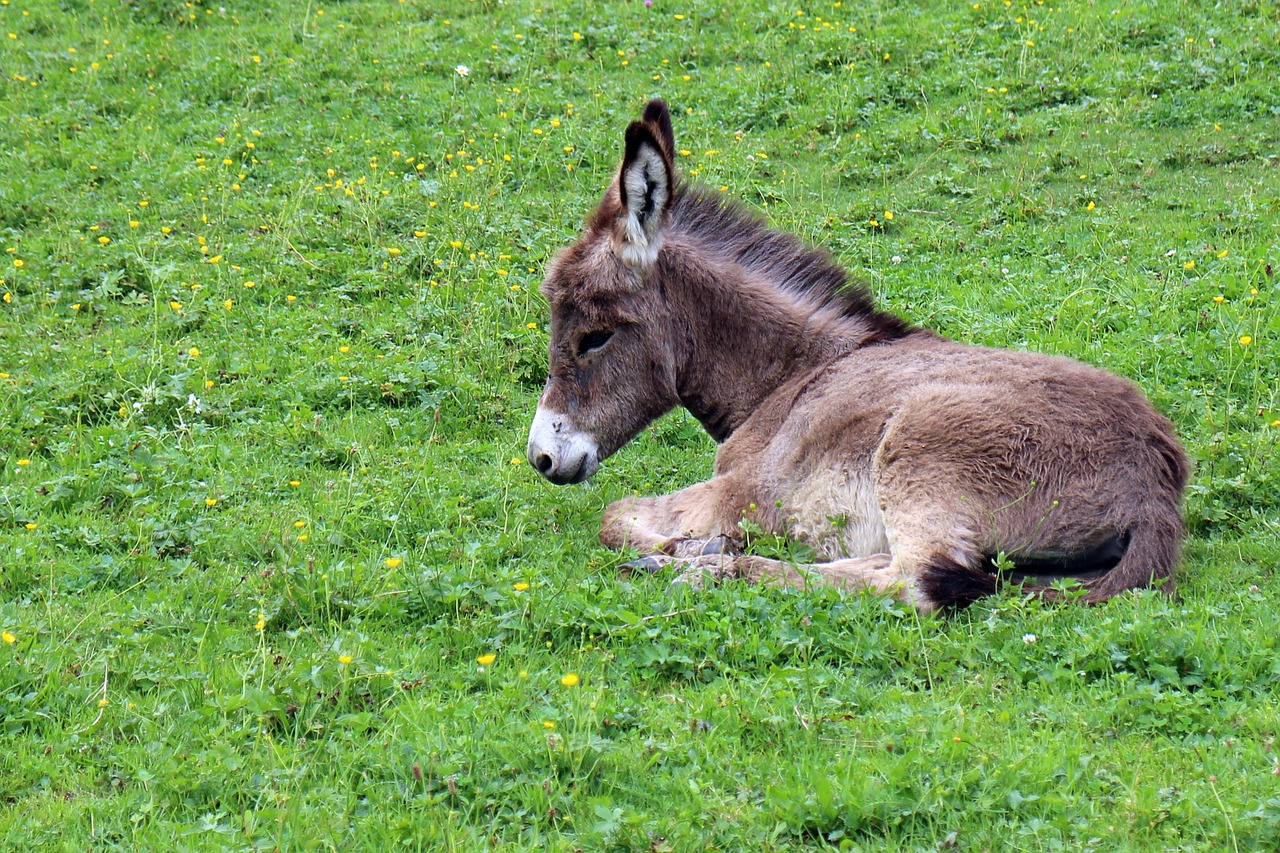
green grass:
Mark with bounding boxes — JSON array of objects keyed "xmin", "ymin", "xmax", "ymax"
[{"xmin": 2, "ymin": 0, "xmax": 1278, "ymax": 848}]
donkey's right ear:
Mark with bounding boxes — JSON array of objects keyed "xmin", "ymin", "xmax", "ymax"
[{"xmin": 617, "ymin": 116, "xmax": 674, "ymax": 269}]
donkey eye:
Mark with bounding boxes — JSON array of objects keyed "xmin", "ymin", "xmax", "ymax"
[{"xmin": 577, "ymin": 330, "xmax": 614, "ymax": 357}]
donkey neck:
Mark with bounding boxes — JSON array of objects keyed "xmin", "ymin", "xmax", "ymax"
[{"xmin": 664, "ymin": 253, "xmax": 876, "ymax": 442}]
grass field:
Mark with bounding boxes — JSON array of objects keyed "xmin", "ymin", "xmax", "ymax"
[{"xmin": 2, "ymin": 0, "xmax": 1279, "ymax": 848}]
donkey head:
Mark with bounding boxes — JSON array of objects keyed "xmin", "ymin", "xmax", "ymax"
[{"xmin": 527, "ymin": 99, "xmax": 682, "ymax": 484}]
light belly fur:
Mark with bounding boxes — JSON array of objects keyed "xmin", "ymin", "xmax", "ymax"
[{"xmin": 781, "ymin": 468, "xmax": 889, "ymax": 561}]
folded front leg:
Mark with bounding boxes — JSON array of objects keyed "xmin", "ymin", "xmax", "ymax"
[
  {"xmin": 618, "ymin": 535, "xmax": 737, "ymax": 577},
  {"xmin": 600, "ymin": 476, "xmax": 755, "ymax": 555}
]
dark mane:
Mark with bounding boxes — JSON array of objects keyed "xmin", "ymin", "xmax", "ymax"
[{"xmin": 668, "ymin": 184, "xmax": 914, "ymax": 341}]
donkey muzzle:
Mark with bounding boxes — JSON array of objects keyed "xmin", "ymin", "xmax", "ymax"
[{"xmin": 527, "ymin": 407, "xmax": 600, "ymax": 485}]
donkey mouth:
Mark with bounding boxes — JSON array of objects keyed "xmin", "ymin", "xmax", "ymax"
[
  {"xmin": 532, "ymin": 450, "xmax": 599, "ymax": 485},
  {"xmin": 552, "ymin": 458, "xmax": 597, "ymax": 485},
  {"xmin": 529, "ymin": 440, "xmax": 604, "ymax": 481}
]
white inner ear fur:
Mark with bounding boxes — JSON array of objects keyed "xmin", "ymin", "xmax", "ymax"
[{"xmin": 620, "ymin": 143, "xmax": 668, "ymax": 269}]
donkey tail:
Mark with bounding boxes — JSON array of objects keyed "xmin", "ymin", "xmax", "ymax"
[
  {"xmin": 1066, "ymin": 505, "xmax": 1184, "ymax": 605},
  {"xmin": 919, "ymin": 504, "xmax": 1185, "ymax": 610}
]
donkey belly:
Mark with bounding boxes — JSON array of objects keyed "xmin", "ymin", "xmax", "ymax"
[{"xmin": 781, "ymin": 469, "xmax": 889, "ymax": 561}]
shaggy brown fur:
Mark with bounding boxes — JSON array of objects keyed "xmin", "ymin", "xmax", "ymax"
[{"xmin": 526, "ymin": 99, "xmax": 1188, "ymax": 611}]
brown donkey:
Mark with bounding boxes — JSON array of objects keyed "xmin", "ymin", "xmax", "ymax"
[{"xmin": 527, "ymin": 99, "xmax": 1188, "ymax": 611}]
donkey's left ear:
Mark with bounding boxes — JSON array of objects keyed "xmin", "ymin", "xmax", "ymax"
[{"xmin": 617, "ymin": 100, "xmax": 676, "ymax": 268}]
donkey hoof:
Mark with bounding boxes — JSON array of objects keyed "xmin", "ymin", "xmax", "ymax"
[
  {"xmin": 619, "ymin": 555, "xmax": 667, "ymax": 576},
  {"xmin": 668, "ymin": 568, "xmax": 706, "ymax": 590},
  {"xmin": 669, "ymin": 564, "xmax": 724, "ymax": 590},
  {"xmin": 699, "ymin": 535, "xmax": 737, "ymax": 556}
]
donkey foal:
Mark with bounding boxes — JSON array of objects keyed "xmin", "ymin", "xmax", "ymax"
[{"xmin": 527, "ymin": 99, "xmax": 1188, "ymax": 611}]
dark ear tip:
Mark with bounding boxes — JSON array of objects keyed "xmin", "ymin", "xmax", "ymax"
[
  {"xmin": 639, "ymin": 98, "xmax": 675, "ymax": 159},
  {"xmin": 624, "ymin": 120, "xmax": 651, "ymax": 141},
  {"xmin": 623, "ymin": 120, "xmax": 653, "ymax": 159},
  {"xmin": 642, "ymin": 98, "xmax": 670, "ymax": 125}
]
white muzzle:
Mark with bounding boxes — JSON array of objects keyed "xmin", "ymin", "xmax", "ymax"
[{"xmin": 527, "ymin": 407, "xmax": 600, "ymax": 485}]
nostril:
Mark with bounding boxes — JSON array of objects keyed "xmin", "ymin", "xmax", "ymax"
[{"xmin": 533, "ymin": 452, "xmax": 554, "ymax": 475}]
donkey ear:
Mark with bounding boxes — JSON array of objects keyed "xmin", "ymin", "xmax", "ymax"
[{"xmin": 617, "ymin": 113, "xmax": 674, "ymax": 268}]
